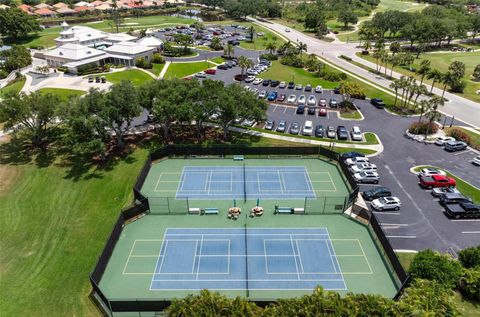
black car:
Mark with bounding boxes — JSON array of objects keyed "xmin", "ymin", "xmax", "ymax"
[
  {"xmin": 337, "ymin": 126, "xmax": 349, "ymax": 140},
  {"xmin": 307, "ymin": 107, "xmax": 316, "ymax": 115},
  {"xmin": 362, "ymin": 187, "xmax": 392, "ymax": 201},
  {"xmin": 270, "ymin": 80, "xmax": 280, "ymax": 87},
  {"xmin": 341, "ymin": 151, "xmax": 366, "ymax": 160},
  {"xmin": 371, "ymin": 98, "xmax": 385, "ymax": 109},
  {"xmin": 333, "ymin": 87, "xmax": 340, "ymax": 94},
  {"xmin": 262, "ymin": 79, "xmax": 271, "ymax": 86},
  {"xmin": 227, "ymin": 40, "xmax": 240, "ymax": 45},
  {"xmin": 445, "ymin": 202, "xmax": 480, "ymax": 219},
  {"xmin": 287, "ymin": 82, "xmax": 295, "ymax": 89},
  {"xmin": 439, "ymin": 193, "xmax": 472, "ymax": 206},
  {"xmin": 296, "ymin": 105, "xmax": 305, "ymax": 114},
  {"xmin": 226, "ymin": 62, "xmax": 233, "ymax": 68},
  {"xmin": 217, "ymin": 64, "xmax": 228, "ymax": 70},
  {"xmin": 304, "ymin": 84, "xmax": 312, "ymax": 92},
  {"xmin": 315, "ymin": 125, "xmax": 324, "ymax": 138}
]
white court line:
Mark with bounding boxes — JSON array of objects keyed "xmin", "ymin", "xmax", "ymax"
[
  {"xmin": 372, "ymin": 211, "xmax": 400, "ymax": 215},
  {"xmin": 156, "ymin": 240, "xmax": 169, "ymax": 274},
  {"xmin": 196, "ymin": 235, "xmax": 204, "ymax": 280},
  {"xmin": 295, "ymin": 240, "xmax": 305, "ymax": 274},
  {"xmin": 279, "ymin": 171, "xmax": 286, "ymax": 195},
  {"xmin": 122, "ymin": 240, "xmax": 138, "ymax": 275},
  {"xmin": 356, "ymin": 240, "xmax": 373, "ymax": 274},
  {"xmin": 263, "ymin": 239, "xmax": 269, "ymax": 274},
  {"xmin": 290, "ymin": 235, "xmax": 301, "ymax": 280},
  {"xmin": 386, "ymin": 235, "xmax": 417, "ymax": 239},
  {"xmin": 462, "ymin": 231, "xmax": 480, "ymax": 234},
  {"xmin": 154, "ymin": 173, "xmax": 163, "ymax": 192},
  {"xmin": 380, "ymin": 223, "xmax": 409, "ymax": 226},
  {"xmin": 174, "ymin": 167, "xmax": 186, "ymax": 195},
  {"xmin": 192, "ymin": 240, "xmax": 198, "ymax": 274},
  {"xmin": 206, "ymin": 171, "xmax": 211, "ymax": 193},
  {"xmin": 324, "ymin": 239, "xmax": 338, "ymax": 274},
  {"xmin": 323, "ymin": 229, "xmax": 346, "ymax": 289},
  {"xmin": 452, "ymin": 219, "xmax": 480, "ymax": 222}
]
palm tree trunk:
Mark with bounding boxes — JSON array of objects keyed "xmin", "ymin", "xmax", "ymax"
[
  {"xmin": 430, "ymin": 79, "xmax": 436, "ymax": 93},
  {"xmin": 441, "ymin": 83, "xmax": 447, "ymax": 98},
  {"xmin": 393, "ymin": 90, "xmax": 398, "ymax": 106}
]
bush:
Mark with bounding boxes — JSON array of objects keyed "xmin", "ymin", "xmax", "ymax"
[
  {"xmin": 56, "ymin": 66, "xmax": 67, "ymax": 73},
  {"xmin": 458, "ymin": 246, "xmax": 480, "ymax": 269},
  {"xmin": 408, "ymin": 249, "xmax": 463, "ymax": 289},
  {"xmin": 259, "ymin": 53, "xmax": 278, "ymax": 61},
  {"xmin": 318, "ymin": 69, "xmax": 347, "ymax": 82},
  {"xmin": 459, "ymin": 268, "xmax": 480, "ymax": 301},
  {"xmin": 446, "ymin": 128, "xmax": 472, "ymax": 145},
  {"xmin": 280, "ymin": 55, "xmax": 304, "ymax": 68},
  {"xmin": 408, "ymin": 121, "xmax": 439, "ymax": 135},
  {"xmin": 0, "ymin": 69, "xmax": 8, "ymax": 79},
  {"xmin": 340, "ymin": 55, "xmax": 352, "ymax": 61},
  {"xmin": 28, "ymin": 45, "xmax": 45, "ymax": 50},
  {"xmin": 152, "ymin": 53, "xmax": 165, "ymax": 64},
  {"xmin": 135, "ymin": 58, "xmax": 152, "ymax": 69},
  {"xmin": 449, "ymin": 80, "xmax": 466, "ymax": 93}
]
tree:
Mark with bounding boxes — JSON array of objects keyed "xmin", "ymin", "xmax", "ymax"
[
  {"xmin": 469, "ymin": 14, "xmax": 480, "ymax": 41},
  {"xmin": 191, "ymin": 79, "xmax": 222, "ymax": 139},
  {"xmin": 448, "ymin": 61, "xmax": 466, "ymax": 80},
  {"xmin": 337, "ymin": 10, "xmax": 358, "ymax": 29},
  {"xmin": 417, "ymin": 59, "xmax": 431, "ymax": 85},
  {"xmin": 0, "ymin": 8, "xmax": 41, "ymax": 39},
  {"xmin": 174, "ymin": 33, "xmax": 193, "ymax": 53},
  {"xmin": 297, "ymin": 41, "xmax": 307, "ymax": 58},
  {"xmin": 210, "ymin": 36, "xmax": 223, "ymax": 51},
  {"xmin": 390, "ymin": 54, "xmax": 401, "ymax": 78},
  {"xmin": 389, "ymin": 79, "xmax": 401, "ymax": 107},
  {"xmin": 389, "ymin": 41, "xmax": 401, "ymax": 56},
  {"xmin": 0, "ymin": 91, "xmax": 61, "ymax": 146},
  {"xmin": 265, "ymin": 42, "xmax": 276, "ymax": 54},
  {"xmin": 237, "ymin": 55, "xmax": 253, "ymax": 81},
  {"xmin": 0, "ymin": 45, "xmax": 32, "ymax": 73},
  {"xmin": 247, "ymin": 25, "xmax": 255, "ymax": 42},
  {"xmin": 473, "ymin": 64, "xmax": 480, "ymax": 82},
  {"xmin": 427, "ymin": 69, "xmax": 443, "ymax": 93},
  {"xmin": 223, "ymin": 43, "xmax": 234, "ymax": 58},
  {"xmin": 109, "ymin": 0, "xmax": 124, "ymax": 33},
  {"xmin": 441, "ymin": 71, "xmax": 455, "ymax": 98},
  {"xmin": 458, "ymin": 245, "xmax": 480, "ymax": 269},
  {"xmin": 339, "ymin": 81, "xmax": 364, "ymax": 105}
]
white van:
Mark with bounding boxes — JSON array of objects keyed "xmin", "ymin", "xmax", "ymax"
[
  {"xmin": 351, "ymin": 126, "xmax": 363, "ymax": 141},
  {"xmin": 303, "ymin": 120, "xmax": 313, "ymax": 136}
]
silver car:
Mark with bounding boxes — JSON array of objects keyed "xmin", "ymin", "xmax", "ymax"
[{"xmin": 276, "ymin": 120, "xmax": 286, "ymax": 132}]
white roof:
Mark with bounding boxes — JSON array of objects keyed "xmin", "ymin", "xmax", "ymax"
[
  {"xmin": 136, "ymin": 36, "xmax": 163, "ymax": 47},
  {"xmin": 106, "ymin": 33, "xmax": 137, "ymax": 42},
  {"xmin": 105, "ymin": 41, "xmax": 154, "ymax": 55},
  {"xmin": 44, "ymin": 43, "xmax": 106, "ymax": 61},
  {"xmin": 56, "ymin": 26, "xmax": 108, "ymax": 43},
  {"xmin": 74, "ymin": 1, "xmax": 93, "ymax": 7}
]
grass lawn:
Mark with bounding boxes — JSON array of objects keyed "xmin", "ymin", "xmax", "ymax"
[
  {"xmin": 413, "ymin": 165, "xmax": 480, "ymax": 203},
  {"xmin": 104, "ymin": 69, "xmax": 153, "ymax": 86},
  {"xmin": 163, "ymin": 61, "xmax": 214, "ymax": 79},
  {"xmin": 339, "ymin": 110, "xmax": 362, "ymax": 120},
  {"xmin": 396, "ymin": 252, "xmax": 416, "ymax": 271},
  {"xmin": 258, "ymin": 61, "xmax": 339, "ymax": 89},
  {"xmin": 37, "ymin": 88, "xmax": 85, "ymax": 101},
  {"xmin": 357, "ymin": 51, "xmax": 480, "ymax": 103},
  {"xmin": 147, "ymin": 63, "xmax": 165, "ymax": 76},
  {"xmin": 208, "ymin": 56, "xmax": 226, "ymax": 64},
  {"xmin": 0, "ymin": 78, "xmax": 26, "ymax": 98}
]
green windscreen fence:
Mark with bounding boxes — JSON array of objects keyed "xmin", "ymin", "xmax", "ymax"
[
  {"xmin": 147, "ymin": 197, "xmax": 189, "ymax": 214},
  {"xmin": 305, "ymin": 196, "xmax": 348, "ymax": 214}
]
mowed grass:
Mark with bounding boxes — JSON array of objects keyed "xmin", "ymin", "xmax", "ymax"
[
  {"xmin": 148, "ymin": 63, "xmax": 166, "ymax": 76},
  {"xmin": 164, "ymin": 61, "xmax": 213, "ymax": 79},
  {"xmin": 0, "ymin": 146, "xmax": 150, "ymax": 316},
  {"xmin": 37, "ymin": 88, "xmax": 85, "ymax": 101},
  {"xmin": 104, "ymin": 69, "xmax": 153, "ymax": 86},
  {"xmin": 258, "ymin": 61, "xmax": 339, "ymax": 89},
  {"xmin": 357, "ymin": 51, "xmax": 480, "ymax": 102},
  {"xmin": 0, "ymin": 78, "xmax": 26, "ymax": 98}
]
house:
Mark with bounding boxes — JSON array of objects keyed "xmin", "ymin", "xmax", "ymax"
[
  {"xmin": 74, "ymin": 6, "xmax": 93, "ymax": 13},
  {"xmin": 44, "ymin": 43, "xmax": 107, "ymax": 69},
  {"xmin": 136, "ymin": 35, "xmax": 163, "ymax": 52},
  {"xmin": 74, "ymin": 1, "xmax": 94, "ymax": 7},
  {"xmin": 53, "ymin": 2, "xmax": 69, "ymax": 9},
  {"xmin": 91, "ymin": 0, "xmax": 105, "ymax": 6},
  {"xmin": 54, "ymin": 23, "xmax": 137, "ymax": 47},
  {"xmin": 34, "ymin": 3, "xmax": 52, "ymax": 9},
  {"xmin": 34, "ymin": 8, "xmax": 57, "ymax": 17},
  {"xmin": 56, "ymin": 7, "xmax": 77, "ymax": 15},
  {"xmin": 105, "ymin": 41, "xmax": 154, "ymax": 66},
  {"xmin": 95, "ymin": 3, "xmax": 111, "ymax": 11},
  {"xmin": 18, "ymin": 4, "xmax": 33, "ymax": 13}
]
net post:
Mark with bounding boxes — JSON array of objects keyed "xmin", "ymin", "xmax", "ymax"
[{"xmin": 304, "ymin": 196, "xmax": 307, "ymax": 214}]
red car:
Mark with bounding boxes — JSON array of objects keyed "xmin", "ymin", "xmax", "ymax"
[
  {"xmin": 183, "ymin": 76, "xmax": 193, "ymax": 80},
  {"xmin": 277, "ymin": 94, "xmax": 286, "ymax": 102},
  {"xmin": 419, "ymin": 175, "xmax": 456, "ymax": 189},
  {"xmin": 318, "ymin": 108, "xmax": 327, "ymax": 116},
  {"xmin": 205, "ymin": 68, "xmax": 216, "ymax": 75}
]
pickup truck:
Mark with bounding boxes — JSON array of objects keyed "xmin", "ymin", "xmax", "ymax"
[
  {"xmin": 445, "ymin": 202, "xmax": 480, "ymax": 219},
  {"xmin": 419, "ymin": 175, "xmax": 456, "ymax": 189}
]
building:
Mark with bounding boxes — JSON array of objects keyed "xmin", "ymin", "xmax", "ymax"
[
  {"xmin": 105, "ymin": 41, "xmax": 155, "ymax": 66},
  {"xmin": 53, "ymin": 2, "xmax": 69, "ymax": 9},
  {"xmin": 56, "ymin": 7, "xmax": 77, "ymax": 15},
  {"xmin": 136, "ymin": 35, "xmax": 163, "ymax": 52},
  {"xmin": 43, "ymin": 43, "xmax": 106, "ymax": 69},
  {"xmin": 34, "ymin": 8, "xmax": 57, "ymax": 17}
]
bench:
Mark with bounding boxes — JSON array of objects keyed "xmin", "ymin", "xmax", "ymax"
[
  {"xmin": 293, "ymin": 208, "xmax": 305, "ymax": 214},
  {"xmin": 203, "ymin": 208, "xmax": 219, "ymax": 215},
  {"xmin": 275, "ymin": 206, "xmax": 293, "ymax": 214},
  {"xmin": 188, "ymin": 208, "xmax": 201, "ymax": 215},
  {"xmin": 233, "ymin": 155, "xmax": 244, "ymax": 161}
]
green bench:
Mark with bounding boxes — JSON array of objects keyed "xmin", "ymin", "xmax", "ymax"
[
  {"xmin": 274, "ymin": 206, "xmax": 293, "ymax": 214},
  {"xmin": 233, "ymin": 155, "xmax": 244, "ymax": 161},
  {"xmin": 203, "ymin": 208, "xmax": 219, "ymax": 215}
]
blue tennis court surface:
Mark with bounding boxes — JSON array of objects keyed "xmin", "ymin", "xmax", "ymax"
[
  {"xmin": 150, "ymin": 228, "xmax": 346, "ymax": 291},
  {"xmin": 175, "ymin": 166, "xmax": 316, "ymax": 200}
]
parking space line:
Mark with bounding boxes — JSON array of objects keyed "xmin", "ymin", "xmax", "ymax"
[
  {"xmin": 453, "ymin": 150, "xmax": 473, "ymax": 156},
  {"xmin": 380, "ymin": 223, "xmax": 409, "ymax": 226},
  {"xmin": 386, "ymin": 236, "xmax": 417, "ymax": 239},
  {"xmin": 462, "ymin": 231, "xmax": 480, "ymax": 234},
  {"xmin": 372, "ymin": 212, "xmax": 400, "ymax": 215},
  {"xmin": 272, "ymin": 105, "xmax": 278, "ymax": 112},
  {"xmin": 452, "ymin": 219, "xmax": 480, "ymax": 222},
  {"xmin": 283, "ymin": 107, "xmax": 288, "ymax": 114}
]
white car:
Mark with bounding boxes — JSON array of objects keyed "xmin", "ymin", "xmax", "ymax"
[
  {"xmin": 431, "ymin": 186, "xmax": 460, "ymax": 197},
  {"xmin": 371, "ymin": 197, "xmax": 401, "ymax": 211},
  {"xmin": 244, "ymin": 75, "xmax": 255, "ymax": 83},
  {"xmin": 297, "ymin": 95, "xmax": 306, "ymax": 105},
  {"xmin": 242, "ymin": 118, "xmax": 255, "ymax": 127},
  {"xmin": 287, "ymin": 94, "xmax": 297, "ymax": 103},
  {"xmin": 472, "ymin": 156, "xmax": 480, "ymax": 166},
  {"xmin": 417, "ymin": 168, "xmax": 447, "ymax": 178},
  {"xmin": 279, "ymin": 81, "xmax": 286, "ymax": 88},
  {"xmin": 195, "ymin": 72, "xmax": 206, "ymax": 78},
  {"xmin": 353, "ymin": 171, "xmax": 379, "ymax": 184},
  {"xmin": 247, "ymin": 69, "xmax": 259, "ymax": 76},
  {"xmin": 244, "ymin": 86, "xmax": 251, "ymax": 91},
  {"xmin": 285, "ymin": 28, "xmax": 290, "ymax": 32},
  {"xmin": 307, "ymin": 95, "xmax": 316, "ymax": 106},
  {"xmin": 435, "ymin": 136, "xmax": 455, "ymax": 146},
  {"xmin": 345, "ymin": 157, "xmax": 370, "ymax": 166},
  {"xmin": 351, "ymin": 126, "xmax": 363, "ymax": 141},
  {"xmin": 258, "ymin": 91, "xmax": 267, "ymax": 99},
  {"xmin": 314, "ymin": 85, "xmax": 323, "ymax": 93},
  {"xmin": 295, "ymin": 84, "xmax": 303, "ymax": 90},
  {"xmin": 252, "ymin": 78, "xmax": 263, "ymax": 85},
  {"xmin": 350, "ymin": 163, "xmax": 377, "ymax": 173}
]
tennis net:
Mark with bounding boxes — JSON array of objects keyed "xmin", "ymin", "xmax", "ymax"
[{"xmin": 243, "ymin": 162, "xmax": 247, "ymax": 203}]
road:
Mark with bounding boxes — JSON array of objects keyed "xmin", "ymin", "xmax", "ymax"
[{"xmin": 250, "ymin": 18, "xmax": 480, "ymax": 128}]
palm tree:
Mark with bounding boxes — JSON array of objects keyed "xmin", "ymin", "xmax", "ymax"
[
  {"xmin": 362, "ymin": 40, "xmax": 372, "ymax": 52},
  {"xmin": 298, "ymin": 41, "xmax": 307, "ymax": 57},
  {"xmin": 373, "ymin": 49, "xmax": 383, "ymax": 72},
  {"xmin": 417, "ymin": 99, "xmax": 429, "ymax": 124},
  {"xmin": 265, "ymin": 42, "xmax": 277, "ymax": 54},
  {"xmin": 389, "ymin": 41, "xmax": 401, "ymax": 56},
  {"xmin": 390, "ymin": 55, "xmax": 400, "ymax": 78},
  {"xmin": 424, "ymin": 97, "xmax": 444, "ymax": 138},
  {"xmin": 417, "ymin": 60, "xmax": 431, "ymax": 85},
  {"xmin": 389, "ymin": 79, "xmax": 401, "ymax": 106},
  {"xmin": 224, "ymin": 43, "xmax": 234, "ymax": 59},
  {"xmin": 413, "ymin": 84, "xmax": 428, "ymax": 107},
  {"xmin": 237, "ymin": 56, "xmax": 253, "ymax": 81},
  {"xmin": 247, "ymin": 25, "xmax": 255, "ymax": 42},
  {"xmin": 427, "ymin": 69, "xmax": 442, "ymax": 93},
  {"xmin": 441, "ymin": 71, "xmax": 455, "ymax": 99}
]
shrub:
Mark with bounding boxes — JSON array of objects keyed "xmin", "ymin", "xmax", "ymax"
[
  {"xmin": 318, "ymin": 70, "xmax": 347, "ymax": 82},
  {"xmin": 408, "ymin": 121, "xmax": 438, "ymax": 135},
  {"xmin": 340, "ymin": 55, "xmax": 352, "ymax": 61},
  {"xmin": 152, "ymin": 53, "xmax": 165, "ymax": 64},
  {"xmin": 458, "ymin": 245, "xmax": 480, "ymax": 269},
  {"xmin": 459, "ymin": 268, "xmax": 480, "ymax": 301},
  {"xmin": 449, "ymin": 79, "xmax": 466, "ymax": 93},
  {"xmin": 446, "ymin": 128, "xmax": 472, "ymax": 145},
  {"xmin": 259, "ymin": 53, "xmax": 278, "ymax": 61},
  {"xmin": 408, "ymin": 249, "xmax": 463, "ymax": 289},
  {"xmin": 280, "ymin": 55, "xmax": 304, "ymax": 68},
  {"xmin": 0, "ymin": 69, "xmax": 8, "ymax": 79},
  {"xmin": 56, "ymin": 66, "xmax": 67, "ymax": 73}
]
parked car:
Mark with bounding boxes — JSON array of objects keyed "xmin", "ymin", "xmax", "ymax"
[
  {"xmin": 439, "ymin": 193, "xmax": 472, "ymax": 206},
  {"xmin": 419, "ymin": 175, "xmax": 456, "ymax": 189},
  {"xmin": 217, "ymin": 64, "xmax": 228, "ymax": 70},
  {"xmin": 307, "ymin": 107, "xmax": 316, "ymax": 115},
  {"xmin": 337, "ymin": 126, "xmax": 349, "ymax": 140},
  {"xmin": 242, "ymin": 118, "xmax": 255, "ymax": 127},
  {"xmin": 279, "ymin": 81, "xmax": 286, "ymax": 88},
  {"xmin": 244, "ymin": 76, "xmax": 255, "ymax": 83},
  {"xmin": 297, "ymin": 95, "xmax": 306, "ymax": 105},
  {"xmin": 314, "ymin": 85, "xmax": 323, "ymax": 93},
  {"xmin": 304, "ymin": 84, "xmax": 312, "ymax": 92},
  {"xmin": 205, "ymin": 68, "xmax": 216, "ymax": 75},
  {"xmin": 265, "ymin": 120, "xmax": 275, "ymax": 130},
  {"xmin": 371, "ymin": 197, "xmax": 401, "ymax": 211},
  {"xmin": 354, "ymin": 171, "xmax": 379, "ymax": 184},
  {"xmin": 417, "ymin": 168, "xmax": 447, "ymax": 178},
  {"xmin": 431, "ymin": 186, "xmax": 460, "ymax": 197},
  {"xmin": 326, "ymin": 126, "xmax": 336, "ymax": 139},
  {"xmin": 303, "ymin": 120, "xmax": 313, "ymax": 136},
  {"xmin": 333, "ymin": 87, "xmax": 340, "ymax": 94},
  {"xmin": 247, "ymin": 69, "xmax": 258, "ymax": 75},
  {"xmin": 88, "ymin": 76, "xmax": 94, "ymax": 83},
  {"xmin": 371, "ymin": 98, "xmax": 385, "ymax": 109},
  {"xmin": 345, "ymin": 157, "xmax": 370, "ymax": 166},
  {"xmin": 472, "ymin": 156, "xmax": 480, "ymax": 166},
  {"xmin": 445, "ymin": 202, "xmax": 480, "ymax": 219},
  {"xmin": 318, "ymin": 108, "xmax": 327, "ymax": 116},
  {"xmin": 290, "ymin": 122, "xmax": 300, "ymax": 134},
  {"xmin": 350, "ymin": 163, "xmax": 377, "ymax": 173},
  {"xmin": 101, "ymin": 76, "xmax": 106, "ymax": 83},
  {"xmin": 277, "ymin": 94, "xmax": 286, "ymax": 102},
  {"xmin": 362, "ymin": 187, "xmax": 392, "ymax": 201},
  {"xmin": 287, "ymin": 94, "xmax": 297, "ymax": 103},
  {"xmin": 262, "ymin": 79, "xmax": 271, "ymax": 86},
  {"xmin": 295, "ymin": 84, "xmax": 303, "ymax": 90},
  {"xmin": 351, "ymin": 126, "xmax": 363, "ymax": 141},
  {"xmin": 329, "ymin": 99, "xmax": 338, "ymax": 108},
  {"xmin": 315, "ymin": 125, "xmax": 324, "ymax": 138},
  {"xmin": 287, "ymin": 82, "xmax": 295, "ymax": 89},
  {"xmin": 307, "ymin": 95, "xmax": 316, "ymax": 106},
  {"xmin": 296, "ymin": 105, "xmax": 305, "ymax": 114},
  {"xmin": 270, "ymin": 80, "xmax": 280, "ymax": 87},
  {"xmin": 341, "ymin": 152, "xmax": 366, "ymax": 160},
  {"xmin": 444, "ymin": 141, "xmax": 467, "ymax": 152},
  {"xmin": 318, "ymin": 99, "xmax": 327, "ymax": 107},
  {"xmin": 267, "ymin": 91, "xmax": 278, "ymax": 101},
  {"xmin": 434, "ymin": 136, "xmax": 455, "ymax": 146},
  {"xmin": 252, "ymin": 78, "xmax": 263, "ymax": 85},
  {"xmin": 276, "ymin": 120, "xmax": 286, "ymax": 132},
  {"xmin": 258, "ymin": 91, "xmax": 267, "ymax": 98},
  {"xmin": 195, "ymin": 72, "xmax": 207, "ymax": 78}
]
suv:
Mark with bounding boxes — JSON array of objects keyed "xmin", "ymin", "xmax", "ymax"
[
  {"xmin": 351, "ymin": 126, "xmax": 363, "ymax": 141},
  {"xmin": 445, "ymin": 202, "xmax": 480, "ymax": 219},
  {"xmin": 362, "ymin": 187, "xmax": 392, "ymax": 201},
  {"xmin": 431, "ymin": 186, "xmax": 460, "ymax": 197},
  {"xmin": 296, "ymin": 105, "xmax": 305, "ymax": 114},
  {"xmin": 315, "ymin": 125, "xmax": 324, "ymax": 138},
  {"xmin": 439, "ymin": 193, "xmax": 472, "ymax": 206},
  {"xmin": 354, "ymin": 171, "xmax": 379, "ymax": 184},
  {"xmin": 341, "ymin": 152, "xmax": 365, "ymax": 160},
  {"xmin": 371, "ymin": 98, "xmax": 385, "ymax": 109},
  {"xmin": 371, "ymin": 196, "xmax": 401, "ymax": 211},
  {"xmin": 444, "ymin": 141, "xmax": 467, "ymax": 152},
  {"xmin": 337, "ymin": 126, "xmax": 349, "ymax": 140},
  {"xmin": 329, "ymin": 99, "xmax": 338, "ymax": 108},
  {"xmin": 287, "ymin": 82, "xmax": 295, "ymax": 89}
]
